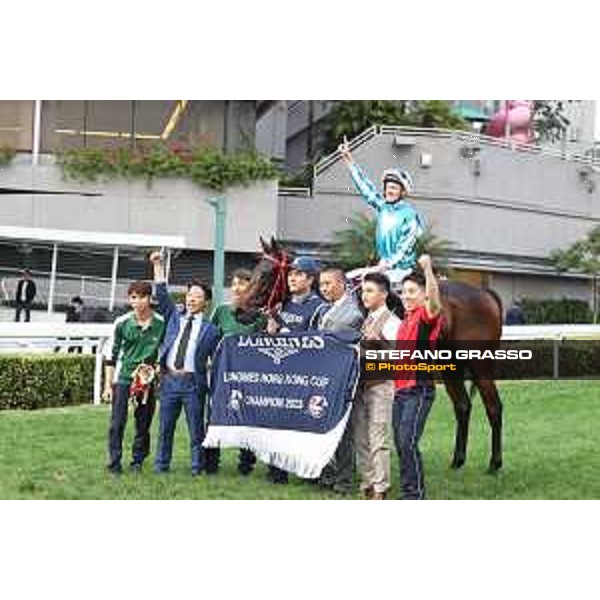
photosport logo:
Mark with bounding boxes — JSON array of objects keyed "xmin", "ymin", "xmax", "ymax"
[{"xmin": 357, "ymin": 340, "xmax": 574, "ymax": 381}]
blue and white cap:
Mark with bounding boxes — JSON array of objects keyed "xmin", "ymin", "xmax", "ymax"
[{"xmin": 289, "ymin": 256, "xmax": 320, "ymax": 275}]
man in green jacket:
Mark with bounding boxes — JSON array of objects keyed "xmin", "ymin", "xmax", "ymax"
[
  {"xmin": 104, "ymin": 281, "xmax": 165, "ymax": 475},
  {"xmin": 205, "ymin": 268, "xmax": 266, "ymax": 475}
]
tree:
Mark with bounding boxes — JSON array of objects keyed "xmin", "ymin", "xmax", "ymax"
[
  {"xmin": 319, "ymin": 100, "xmax": 469, "ymax": 158},
  {"xmin": 320, "ymin": 101, "xmax": 411, "ymax": 159},
  {"xmin": 329, "ymin": 213, "xmax": 377, "ymax": 271},
  {"xmin": 329, "ymin": 212, "xmax": 452, "ymax": 273},
  {"xmin": 550, "ymin": 225, "xmax": 600, "ymax": 322},
  {"xmin": 532, "ymin": 100, "xmax": 572, "ymax": 143},
  {"xmin": 409, "ymin": 100, "xmax": 468, "ymax": 130}
]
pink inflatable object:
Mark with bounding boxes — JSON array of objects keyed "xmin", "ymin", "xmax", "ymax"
[{"xmin": 485, "ymin": 100, "xmax": 533, "ymax": 143}]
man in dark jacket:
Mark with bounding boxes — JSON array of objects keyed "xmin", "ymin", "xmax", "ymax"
[
  {"xmin": 505, "ymin": 300, "xmax": 525, "ymax": 325},
  {"xmin": 15, "ymin": 270, "xmax": 37, "ymax": 322},
  {"xmin": 265, "ymin": 256, "xmax": 328, "ymax": 484},
  {"xmin": 150, "ymin": 251, "xmax": 220, "ymax": 476}
]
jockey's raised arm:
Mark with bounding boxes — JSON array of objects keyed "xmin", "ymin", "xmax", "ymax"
[
  {"xmin": 338, "ymin": 138, "xmax": 425, "ymax": 284},
  {"xmin": 349, "ymin": 163, "xmax": 386, "ymax": 210},
  {"xmin": 339, "ymin": 139, "xmax": 385, "ymax": 210}
]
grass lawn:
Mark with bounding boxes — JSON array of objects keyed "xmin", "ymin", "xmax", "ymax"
[{"xmin": 0, "ymin": 380, "xmax": 599, "ymax": 499}]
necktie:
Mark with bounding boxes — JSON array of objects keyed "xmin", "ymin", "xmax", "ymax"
[{"xmin": 174, "ymin": 316, "xmax": 194, "ymax": 370}]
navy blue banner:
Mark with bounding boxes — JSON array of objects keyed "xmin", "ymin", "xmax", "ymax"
[{"xmin": 209, "ymin": 332, "xmax": 360, "ymax": 434}]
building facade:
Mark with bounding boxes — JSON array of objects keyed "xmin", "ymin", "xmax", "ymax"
[
  {"xmin": 0, "ymin": 100, "xmax": 598, "ymax": 314},
  {"xmin": 278, "ymin": 124, "xmax": 600, "ymax": 309},
  {"xmin": 256, "ymin": 100, "xmax": 597, "ymax": 172},
  {"xmin": 0, "ymin": 100, "xmax": 275, "ymax": 308}
]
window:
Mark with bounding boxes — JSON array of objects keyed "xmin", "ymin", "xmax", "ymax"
[{"xmin": 0, "ymin": 101, "xmax": 34, "ymax": 151}]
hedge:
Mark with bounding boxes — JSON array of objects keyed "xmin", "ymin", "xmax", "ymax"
[
  {"xmin": 520, "ymin": 298, "xmax": 593, "ymax": 324},
  {"xmin": 0, "ymin": 355, "xmax": 95, "ymax": 410}
]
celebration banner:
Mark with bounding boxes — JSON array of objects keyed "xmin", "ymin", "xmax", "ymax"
[{"xmin": 203, "ymin": 332, "xmax": 360, "ymax": 478}]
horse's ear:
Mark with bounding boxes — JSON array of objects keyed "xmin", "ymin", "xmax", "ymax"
[
  {"xmin": 271, "ymin": 236, "xmax": 279, "ymax": 253},
  {"xmin": 259, "ymin": 236, "xmax": 270, "ymax": 254}
]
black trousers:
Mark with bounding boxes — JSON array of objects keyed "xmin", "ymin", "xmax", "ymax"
[
  {"xmin": 203, "ymin": 395, "xmax": 256, "ymax": 474},
  {"xmin": 107, "ymin": 383, "xmax": 156, "ymax": 472},
  {"xmin": 204, "ymin": 446, "xmax": 257, "ymax": 475},
  {"xmin": 15, "ymin": 301, "xmax": 32, "ymax": 322}
]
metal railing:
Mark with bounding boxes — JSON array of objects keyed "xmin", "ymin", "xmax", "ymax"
[
  {"xmin": 314, "ymin": 125, "xmax": 600, "ymax": 177},
  {"xmin": 0, "ymin": 322, "xmax": 599, "ymax": 409},
  {"xmin": 501, "ymin": 323, "xmax": 600, "ymax": 379},
  {"xmin": 0, "ymin": 322, "xmax": 114, "ymax": 404},
  {"xmin": 278, "ymin": 187, "xmax": 312, "ymax": 198},
  {"xmin": 501, "ymin": 324, "xmax": 600, "ymax": 340},
  {"xmin": 0, "ymin": 265, "xmax": 135, "ymax": 309},
  {"xmin": 314, "ymin": 125, "xmax": 379, "ymax": 176}
]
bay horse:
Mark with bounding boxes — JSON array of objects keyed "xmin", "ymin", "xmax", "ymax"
[{"xmin": 240, "ymin": 236, "xmax": 504, "ymax": 473}]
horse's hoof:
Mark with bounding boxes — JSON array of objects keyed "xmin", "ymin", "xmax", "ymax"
[{"xmin": 450, "ymin": 457, "xmax": 465, "ymax": 470}]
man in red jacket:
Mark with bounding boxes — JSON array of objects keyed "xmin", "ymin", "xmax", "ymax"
[{"xmin": 393, "ymin": 254, "xmax": 443, "ymax": 500}]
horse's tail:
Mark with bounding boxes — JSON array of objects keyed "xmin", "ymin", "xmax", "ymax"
[{"xmin": 484, "ymin": 288, "xmax": 503, "ymax": 325}]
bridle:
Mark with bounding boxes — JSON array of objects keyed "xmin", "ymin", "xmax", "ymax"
[{"xmin": 260, "ymin": 252, "xmax": 290, "ymax": 314}]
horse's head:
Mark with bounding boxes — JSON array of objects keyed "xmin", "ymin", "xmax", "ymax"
[{"xmin": 238, "ymin": 236, "xmax": 291, "ymax": 319}]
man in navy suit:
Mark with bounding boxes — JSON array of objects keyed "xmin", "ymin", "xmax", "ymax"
[{"xmin": 149, "ymin": 251, "xmax": 220, "ymax": 476}]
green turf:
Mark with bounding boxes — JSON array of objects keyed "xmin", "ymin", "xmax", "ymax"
[{"xmin": 1, "ymin": 380, "xmax": 599, "ymax": 499}]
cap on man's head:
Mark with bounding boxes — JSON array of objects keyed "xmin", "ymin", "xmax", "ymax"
[{"xmin": 290, "ymin": 257, "xmax": 319, "ymax": 275}]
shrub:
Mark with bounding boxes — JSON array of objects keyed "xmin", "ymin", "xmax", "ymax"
[
  {"xmin": 0, "ymin": 147, "xmax": 16, "ymax": 165},
  {"xmin": 520, "ymin": 298, "xmax": 593, "ymax": 324},
  {"xmin": 57, "ymin": 144, "xmax": 280, "ymax": 192},
  {"xmin": 0, "ymin": 355, "xmax": 95, "ymax": 410}
]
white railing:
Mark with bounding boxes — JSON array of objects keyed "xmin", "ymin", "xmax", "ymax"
[
  {"xmin": 0, "ymin": 323, "xmax": 113, "ymax": 405},
  {"xmin": 502, "ymin": 324, "xmax": 600, "ymax": 340},
  {"xmin": 1, "ymin": 323, "xmax": 599, "ymax": 408},
  {"xmin": 314, "ymin": 124, "xmax": 599, "ymax": 177},
  {"xmin": 314, "ymin": 125, "xmax": 379, "ymax": 175},
  {"xmin": 502, "ymin": 324, "xmax": 600, "ymax": 379},
  {"xmin": 278, "ymin": 187, "xmax": 312, "ymax": 197},
  {"xmin": 0, "ymin": 265, "xmax": 135, "ymax": 308}
]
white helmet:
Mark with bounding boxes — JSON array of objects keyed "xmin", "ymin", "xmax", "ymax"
[{"xmin": 381, "ymin": 167, "xmax": 414, "ymax": 195}]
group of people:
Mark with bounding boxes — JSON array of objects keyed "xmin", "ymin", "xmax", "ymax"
[
  {"xmin": 104, "ymin": 142, "xmax": 445, "ymax": 500},
  {"xmin": 103, "ymin": 248, "xmax": 442, "ymax": 499}
]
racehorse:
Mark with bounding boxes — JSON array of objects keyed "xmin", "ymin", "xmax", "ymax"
[{"xmin": 240, "ymin": 236, "xmax": 504, "ymax": 473}]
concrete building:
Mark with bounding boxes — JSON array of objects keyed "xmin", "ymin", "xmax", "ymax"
[
  {"xmin": 0, "ymin": 101, "xmax": 276, "ymax": 308},
  {"xmin": 278, "ymin": 124, "xmax": 600, "ymax": 309},
  {"xmin": 0, "ymin": 100, "xmax": 598, "ymax": 314},
  {"xmin": 257, "ymin": 100, "xmax": 597, "ymax": 172}
]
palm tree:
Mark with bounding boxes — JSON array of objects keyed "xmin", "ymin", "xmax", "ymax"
[
  {"xmin": 329, "ymin": 213, "xmax": 377, "ymax": 271},
  {"xmin": 329, "ymin": 212, "xmax": 452, "ymax": 273}
]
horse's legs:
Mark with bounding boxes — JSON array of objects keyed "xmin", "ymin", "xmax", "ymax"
[
  {"xmin": 474, "ymin": 378, "xmax": 503, "ymax": 474},
  {"xmin": 443, "ymin": 376, "xmax": 472, "ymax": 469}
]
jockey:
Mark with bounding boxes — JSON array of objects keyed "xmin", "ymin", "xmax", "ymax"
[
  {"xmin": 339, "ymin": 140, "xmax": 426, "ymax": 286},
  {"xmin": 267, "ymin": 256, "xmax": 327, "ymax": 334}
]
